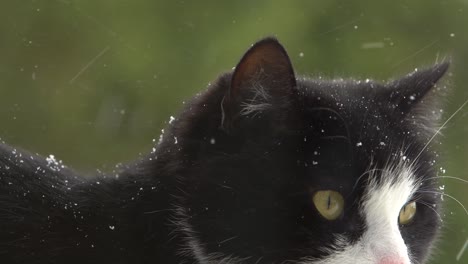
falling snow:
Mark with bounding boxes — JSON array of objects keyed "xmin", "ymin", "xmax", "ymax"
[
  {"xmin": 46, "ymin": 155, "xmax": 64, "ymax": 172},
  {"xmin": 456, "ymin": 239, "xmax": 468, "ymax": 261},
  {"xmin": 169, "ymin": 116, "xmax": 175, "ymax": 124},
  {"xmin": 158, "ymin": 129, "xmax": 165, "ymax": 144}
]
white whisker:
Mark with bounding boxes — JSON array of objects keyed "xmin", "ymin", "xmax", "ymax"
[
  {"xmin": 219, "ymin": 236, "xmax": 238, "ymax": 244},
  {"xmin": 418, "ymin": 201, "xmax": 443, "ymax": 222},
  {"xmin": 423, "ymin": 176, "xmax": 468, "ymax": 184},
  {"xmin": 417, "ymin": 190, "xmax": 468, "ymax": 216},
  {"xmin": 412, "ymin": 98, "xmax": 468, "ymax": 166}
]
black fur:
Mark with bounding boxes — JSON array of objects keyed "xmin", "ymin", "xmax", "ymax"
[{"xmin": 0, "ymin": 38, "xmax": 448, "ymax": 263}]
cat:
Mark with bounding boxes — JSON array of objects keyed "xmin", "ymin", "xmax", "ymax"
[{"xmin": 0, "ymin": 37, "xmax": 450, "ymax": 264}]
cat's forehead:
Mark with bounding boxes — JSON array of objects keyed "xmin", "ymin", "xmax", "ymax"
[
  {"xmin": 295, "ymin": 78, "xmax": 431, "ymax": 192},
  {"xmin": 298, "ymin": 78, "xmax": 383, "ymax": 112},
  {"xmin": 296, "ymin": 78, "xmax": 416, "ymax": 149}
]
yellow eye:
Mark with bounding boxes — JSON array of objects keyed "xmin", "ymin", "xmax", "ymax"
[
  {"xmin": 399, "ymin": 201, "xmax": 417, "ymax": 225},
  {"xmin": 312, "ymin": 190, "xmax": 344, "ymax": 220}
]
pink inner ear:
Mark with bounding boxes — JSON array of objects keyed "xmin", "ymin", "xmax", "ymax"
[{"xmin": 230, "ymin": 38, "xmax": 296, "ymax": 99}]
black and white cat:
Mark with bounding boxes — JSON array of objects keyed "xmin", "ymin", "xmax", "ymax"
[{"xmin": 0, "ymin": 38, "xmax": 449, "ymax": 264}]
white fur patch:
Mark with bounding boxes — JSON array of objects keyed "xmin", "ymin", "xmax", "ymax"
[
  {"xmin": 176, "ymin": 160, "xmax": 418, "ymax": 264},
  {"xmin": 239, "ymin": 84, "xmax": 272, "ymax": 116},
  {"xmin": 300, "ymin": 161, "xmax": 418, "ymax": 264}
]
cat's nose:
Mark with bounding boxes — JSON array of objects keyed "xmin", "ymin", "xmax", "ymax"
[{"xmin": 378, "ymin": 256, "xmax": 407, "ymax": 264}]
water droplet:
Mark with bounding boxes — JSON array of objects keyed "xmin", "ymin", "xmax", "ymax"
[{"xmin": 169, "ymin": 116, "xmax": 175, "ymax": 124}]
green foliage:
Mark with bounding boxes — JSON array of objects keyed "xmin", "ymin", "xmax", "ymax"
[{"xmin": 0, "ymin": 1, "xmax": 466, "ymax": 262}]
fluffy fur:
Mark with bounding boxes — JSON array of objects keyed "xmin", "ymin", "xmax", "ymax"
[{"xmin": 0, "ymin": 38, "xmax": 448, "ymax": 263}]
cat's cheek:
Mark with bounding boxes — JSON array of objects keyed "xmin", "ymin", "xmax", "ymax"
[{"xmin": 315, "ymin": 162, "xmax": 417, "ymax": 264}]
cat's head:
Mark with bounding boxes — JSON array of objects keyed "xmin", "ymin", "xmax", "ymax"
[{"xmin": 165, "ymin": 38, "xmax": 449, "ymax": 264}]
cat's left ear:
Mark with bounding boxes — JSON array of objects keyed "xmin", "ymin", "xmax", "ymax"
[
  {"xmin": 222, "ymin": 37, "xmax": 297, "ymax": 132},
  {"xmin": 385, "ymin": 62, "xmax": 449, "ymax": 116}
]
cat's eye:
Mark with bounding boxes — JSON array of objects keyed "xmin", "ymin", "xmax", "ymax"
[
  {"xmin": 399, "ymin": 201, "xmax": 417, "ymax": 225},
  {"xmin": 312, "ymin": 190, "xmax": 344, "ymax": 220}
]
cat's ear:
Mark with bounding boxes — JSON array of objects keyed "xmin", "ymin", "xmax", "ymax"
[
  {"xmin": 385, "ymin": 62, "xmax": 449, "ymax": 116},
  {"xmin": 222, "ymin": 37, "xmax": 297, "ymax": 131}
]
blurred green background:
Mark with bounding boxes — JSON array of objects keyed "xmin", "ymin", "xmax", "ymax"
[{"xmin": 0, "ymin": 0, "xmax": 466, "ymax": 263}]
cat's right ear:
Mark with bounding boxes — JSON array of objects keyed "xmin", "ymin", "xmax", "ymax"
[
  {"xmin": 221, "ymin": 37, "xmax": 297, "ymax": 132},
  {"xmin": 385, "ymin": 62, "xmax": 449, "ymax": 117}
]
